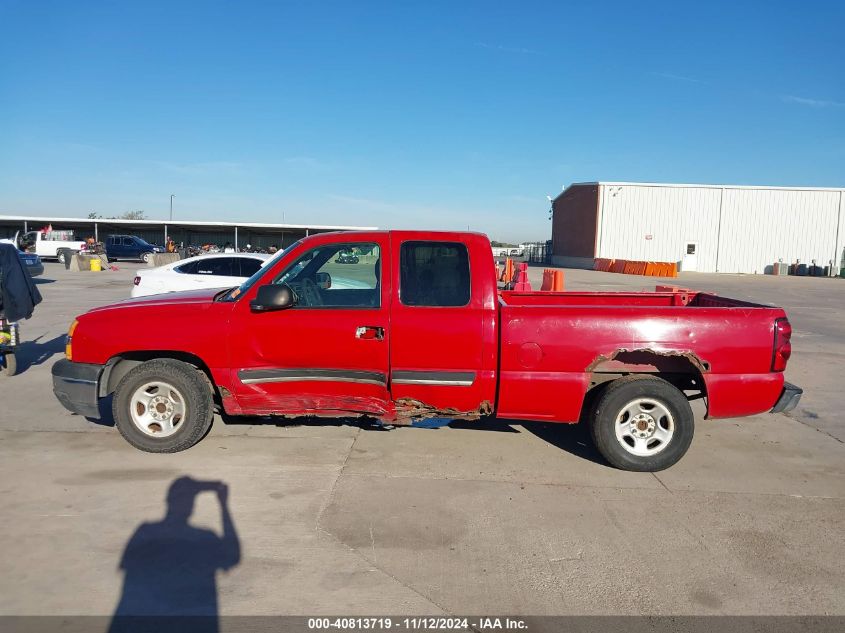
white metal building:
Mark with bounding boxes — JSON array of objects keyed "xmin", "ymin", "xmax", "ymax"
[{"xmin": 551, "ymin": 182, "xmax": 845, "ymax": 274}]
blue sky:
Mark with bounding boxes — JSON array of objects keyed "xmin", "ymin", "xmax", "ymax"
[{"xmin": 1, "ymin": 0, "xmax": 843, "ymax": 242}]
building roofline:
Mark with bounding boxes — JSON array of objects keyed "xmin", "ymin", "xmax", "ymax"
[
  {"xmin": 0, "ymin": 215, "xmax": 377, "ymax": 231},
  {"xmin": 560, "ymin": 181, "xmax": 845, "ymax": 195}
]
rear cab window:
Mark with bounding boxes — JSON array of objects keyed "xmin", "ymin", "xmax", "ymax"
[{"xmin": 399, "ymin": 241, "xmax": 471, "ymax": 307}]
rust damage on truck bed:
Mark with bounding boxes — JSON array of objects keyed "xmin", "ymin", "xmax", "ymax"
[
  {"xmin": 587, "ymin": 348, "xmax": 710, "ymax": 374},
  {"xmin": 393, "ymin": 397, "xmax": 493, "ymax": 423}
]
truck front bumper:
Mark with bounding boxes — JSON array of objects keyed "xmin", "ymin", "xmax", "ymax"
[
  {"xmin": 52, "ymin": 358, "xmax": 103, "ymax": 419},
  {"xmin": 771, "ymin": 382, "xmax": 803, "ymax": 414}
]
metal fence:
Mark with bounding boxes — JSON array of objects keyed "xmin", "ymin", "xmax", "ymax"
[{"xmin": 524, "ymin": 241, "xmax": 552, "ymax": 264}]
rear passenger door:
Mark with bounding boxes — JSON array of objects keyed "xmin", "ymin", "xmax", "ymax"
[{"xmin": 388, "ymin": 236, "xmax": 493, "ymax": 417}]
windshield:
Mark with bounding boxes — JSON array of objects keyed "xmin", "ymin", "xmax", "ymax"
[{"xmin": 219, "ymin": 242, "xmax": 296, "ymax": 301}]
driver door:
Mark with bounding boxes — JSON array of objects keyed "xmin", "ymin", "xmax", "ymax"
[{"xmin": 229, "ymin": 237, "xmax": 391, "ymax": 417}]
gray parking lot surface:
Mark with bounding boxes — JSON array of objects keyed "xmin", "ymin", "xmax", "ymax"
[{"xmin": 1, "ymin": 262, "xmax": 843, "ymax": 617}]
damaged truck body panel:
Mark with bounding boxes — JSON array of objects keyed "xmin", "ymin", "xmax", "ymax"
[{"xmin": 54, "ymin": 230, "xmax": 800, "ymax": 469}]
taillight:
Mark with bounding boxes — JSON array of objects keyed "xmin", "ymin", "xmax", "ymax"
[
  {"xmin": 133, "ymin": 276, "xmax": 141, "ymax": 286},
  {"xmin": 772, "ymin": 318, "xmax": 792, "ymax": 371}
]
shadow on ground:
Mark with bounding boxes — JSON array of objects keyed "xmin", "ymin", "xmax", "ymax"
[
  {"xmin": 519, "ymin": 420, "xmax": 607, "ymax": 465},
  {"xmin": 108, "ymin": 476, "xmax": 240, "ymax": 633},
  {"xmin": 87, "ymin": 394, "xmax": 115, "ymax": 426},
  {"xmin": 14, "ymin": 333, "xmax": 66, "ymax": 373},
  {"xmin": 218, "ymin": 409, "xmax": 610, "ymax": 466}
]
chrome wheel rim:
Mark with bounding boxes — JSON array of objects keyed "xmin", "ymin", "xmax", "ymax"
[
  {"xmin": 129, "ymin": 381, "xmax": 186, "ymax": 437},
  {"xmin": 614, "ymin": 397, "xmax": 674, "ymax": 456}
]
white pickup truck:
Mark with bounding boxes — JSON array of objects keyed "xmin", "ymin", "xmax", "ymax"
[{"xmin": 18, "ymin": 230, "xmax": 88, "ymax": 264}]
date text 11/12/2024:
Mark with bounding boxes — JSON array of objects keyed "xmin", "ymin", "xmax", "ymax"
[{"xmin": 307, "ymin": 617, "xmax": 528, "ymax": 630}]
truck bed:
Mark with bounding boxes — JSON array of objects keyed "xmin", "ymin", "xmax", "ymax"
[
  {"xmin": 496, "ymin": 289, "xmax": 787, "ymax": 423},
  {"xmin": 499, "ymin": 289, "xmax": 766, "ymax": 308}
]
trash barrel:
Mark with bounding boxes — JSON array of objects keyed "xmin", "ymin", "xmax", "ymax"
[{"xmin": 90, "ymin": 257, "xmax": 102, "ymax": 272}]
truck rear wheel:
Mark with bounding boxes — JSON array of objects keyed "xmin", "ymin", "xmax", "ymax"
[
  {"xmin": 590, "ymin": 375, "xmax": 694, "ymax": 471},
  {"xmin": 112, "ymin": 359, "xmax": 214, "ymax": 453},
  {"xmin": 57, "ymin": 248, "xmax": 69, "ymax": 265}
]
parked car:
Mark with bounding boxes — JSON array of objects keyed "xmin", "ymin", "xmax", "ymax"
[
  {"xmin": 105, "ymin": 235, "xmax": 164, "ymax": 263},
  {"xmin": 18, "ymin": 251, "xmax": 43, "ymax": 277},
  {"xmin": 0, "ymin": 238, "xmax": 45, "ymax": 277},
  {"xmin": 52, "ymin": 230, "xmax": 800, "ymax": 471},
  {"xmin": 131, "ymin": 252, "xmax": 371, "ymax": 297},
  {"xmin": 336, "ymin": 250, "xmax": 360, "ymax": 264},
  {"xmin": 131, "ymin": 253, "xmax": 272, "ymax": 297}
]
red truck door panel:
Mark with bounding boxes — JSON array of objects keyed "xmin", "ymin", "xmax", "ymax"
[
  {"xmin": 229, "ymin": 237, "xmax": 392, "ymax": 416},
  {"xmin": 388, "ymin": 235, "xmax": 496, "ymax": 416}
]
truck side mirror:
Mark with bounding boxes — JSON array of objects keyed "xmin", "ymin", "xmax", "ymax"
[{"xmin": 250, "ymin": 284, "xmax": 297, "ymax": 312}]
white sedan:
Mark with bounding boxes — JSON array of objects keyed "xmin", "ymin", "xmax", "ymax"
[{"xmin": 131, "ymin": 253, "xmax": 271, "ymax": 297}]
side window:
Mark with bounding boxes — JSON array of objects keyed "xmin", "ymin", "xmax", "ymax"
[
  {"xmin": 122, "ymin": 237, "xmax": 135, "ymax": 246},
  {"xmin": 196, "ymin": 258, "xmax": 234, "ymax": 276},
  {"xmin": 174, "ymin": 261, "xmax": 199, "ymax": 274},
  {"xmin": 238, "ymin": 257, "xmax": 263, "ymax": 277},
  {"xmin": 400, "ymin": 241, "xmax": 471, "ymax": 307},
  {"xmin": 274, "ymin": 242, "xmax": 380, "ymax": 308}
]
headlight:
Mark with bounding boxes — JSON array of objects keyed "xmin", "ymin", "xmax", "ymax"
[{"xmin": 66, "ymin": 320, "xmax": 79, "ymax": 360}]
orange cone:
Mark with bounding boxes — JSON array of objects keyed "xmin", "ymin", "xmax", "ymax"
[{"xmin": 513, "ymin": 262, "xmax": 532, "ymax": 291}]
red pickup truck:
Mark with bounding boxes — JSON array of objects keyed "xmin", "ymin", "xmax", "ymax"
[{"xmin": 52, "ymin": 230, "xmax": 801, "ymax": 471}]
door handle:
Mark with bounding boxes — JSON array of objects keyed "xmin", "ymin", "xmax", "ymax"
[{"xmin": 355, "ymin": 326, "xmax": 384, "ymax": 341}]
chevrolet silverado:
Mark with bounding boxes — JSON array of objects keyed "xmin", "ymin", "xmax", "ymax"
[{"xmin": 52, "ymin": 231, "xmax": 801, "ymax": 471}]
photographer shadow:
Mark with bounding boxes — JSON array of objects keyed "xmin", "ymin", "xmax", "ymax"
[{"xmin": 109, "ymin": 477, "xmax": 240, "ymax": 633}]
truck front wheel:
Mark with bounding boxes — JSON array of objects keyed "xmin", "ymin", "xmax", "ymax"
[
  {"xmin": 590, "ymin": 375, "xmax": 694, "ymax": 471},
  {"xmin": 112, "ymin": 359, "xmax": 214, "ymax": 453}
]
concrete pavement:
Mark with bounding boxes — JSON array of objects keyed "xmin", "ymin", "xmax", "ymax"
[{"xmin": 0, "ymin": 262, "xmax": 843, "ymax": 618}]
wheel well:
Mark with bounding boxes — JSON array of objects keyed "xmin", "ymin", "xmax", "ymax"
[
  {"xmin": 101, "ymin": 352, "xmax": 220, "ymax": 404},
  {"xmin": 585, "ymin": 349, "xmax": 709, "ymax": 416}
]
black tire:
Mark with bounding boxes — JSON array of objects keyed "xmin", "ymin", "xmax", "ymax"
[
  {"xmin": 57, "ymin": 249, "xmax": 68, "ymax": 265},
  {"xmin": 112, "ymin": 359, "xmax": 214, "ymax": 453},
  {"xmin": 0, "ymin": 351, "xmax": 17, "ymax": 377},
  {"xmin": 140, "ymin": 252, "xmax": 153, "ymax": 264},
  {"xmin": 590, "ymin": 375, "xmax": 694, "ymax": 471}
]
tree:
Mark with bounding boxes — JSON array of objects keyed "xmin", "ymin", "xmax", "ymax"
[
  {"xmin": 87, "ymin": 212, "xmax": 102, "ymax": 219},
  {"xmin": 118, "ymin": 210, "xmax": 147, "ymax": 220}
]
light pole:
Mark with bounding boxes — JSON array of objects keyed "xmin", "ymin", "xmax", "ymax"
[{"xmin": 170, "ymin": 194, "xmax": 175, "ymax": 221}]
